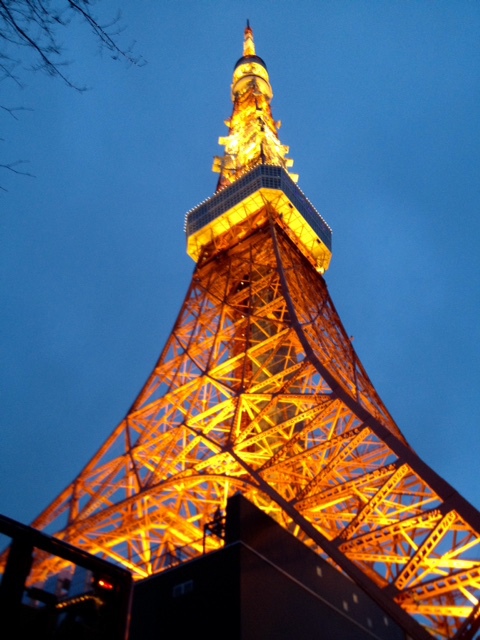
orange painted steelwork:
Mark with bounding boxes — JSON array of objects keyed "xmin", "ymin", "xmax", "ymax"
[
  {"xmin": 9, "ymin": 24, "xmax": 480, "ymax": 640},
  {"xmin": 212, "ymin": 22, "xmax": 297, "ymax": 189}
]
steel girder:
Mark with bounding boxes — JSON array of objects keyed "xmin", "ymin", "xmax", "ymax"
[{"xmin": 16, "ymin": 213, "xmax": 480, "ymax": 639}]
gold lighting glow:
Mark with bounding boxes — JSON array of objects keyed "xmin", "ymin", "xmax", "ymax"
[
  {"xmin": 5, "ymin": 23, "xmax": 480, "ymax": 640},
  {"xmin": 212, "ymin": 22, "xmax": 297, "ymax": 190}
]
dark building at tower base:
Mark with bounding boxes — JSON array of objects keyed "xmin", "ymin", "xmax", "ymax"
[{"xmin": 130, "ymin": 495, "xmax": 409, "ymax": 640}]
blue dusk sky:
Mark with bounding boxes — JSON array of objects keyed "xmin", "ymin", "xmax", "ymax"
[{"xmin": 1, "ymin": 1, "xmax": 479, "ymax": 527}]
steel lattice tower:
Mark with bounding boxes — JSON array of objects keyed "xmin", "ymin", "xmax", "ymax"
[{"xmin": 13, "ymin": 24, "xmax": 480, "ymax": 639}]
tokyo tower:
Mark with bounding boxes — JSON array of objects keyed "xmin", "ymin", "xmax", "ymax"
[{"xmin": 15, "ymin": 23, "xmax": 480, "ymax": 639}]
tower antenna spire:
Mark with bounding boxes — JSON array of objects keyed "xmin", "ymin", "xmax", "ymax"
[
  {"xmin": 14, "ymin": 26, "xmax": 480, "ymax": 640},
  {"xmin": 244, "ymin": 19, "xmax": 255, "ymax": 56},
  {"xmin": 212, "ymin": 24, "xmax": 297, "ymax": 190}
]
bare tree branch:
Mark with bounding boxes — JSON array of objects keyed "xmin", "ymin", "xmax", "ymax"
[
  {"xmin": 0, "ymin": 160, "xmax": 34, "ymax": 190},
  {"xmin": 1, "ymin": 105, "xmax": 32, "ymax": 120},
  {"xmin": 0, "ymin": 0, "xmax": 143, "ymax": 89},
  {"xmin": 0, "ymin": 1, "xmax": 144, "ymax": 188}
]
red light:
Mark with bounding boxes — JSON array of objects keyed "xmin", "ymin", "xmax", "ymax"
[{"xmin": 97, "ymin": 578, "xmax": 114, "ymax": 590}]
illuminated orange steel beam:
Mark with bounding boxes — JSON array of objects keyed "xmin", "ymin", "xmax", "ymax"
[
  {"xmin": 20, "ymin": 215, "xmax": 480, "ymax": 639},
  {"xmin": 4, "ymin": 22, "xmax": 480, "ymax": 640}
]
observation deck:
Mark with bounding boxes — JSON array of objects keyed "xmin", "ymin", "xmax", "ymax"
[{"xmin": 185, "ymin": 165, "xmax": 332, "ymax": 272}]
